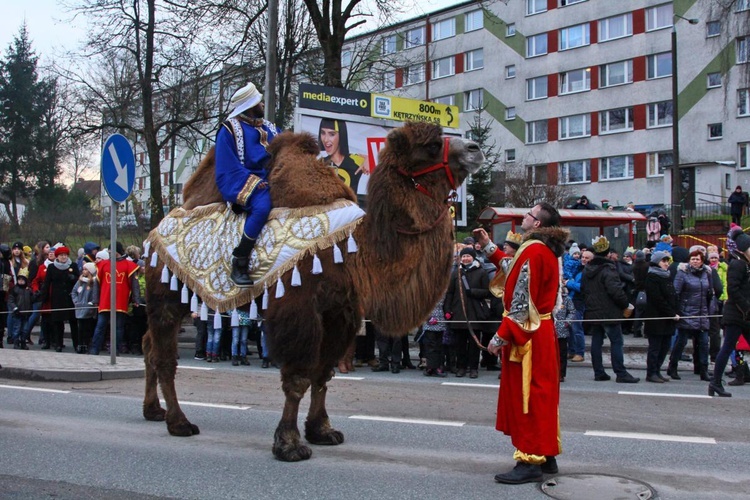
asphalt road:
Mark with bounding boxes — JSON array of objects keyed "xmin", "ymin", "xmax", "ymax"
[{"xmin": 1, "ymin": 351, "xmax": 749, "ymax": 499}]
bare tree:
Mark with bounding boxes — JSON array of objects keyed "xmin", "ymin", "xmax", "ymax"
[{"xmin": 500, "ymin": 159, "xmax": 571, "ymax": 209}]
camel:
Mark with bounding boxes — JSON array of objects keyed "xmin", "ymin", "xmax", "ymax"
[{"xmin": 141, "ymin": 121, "xmax": 484, "ymax": 461}]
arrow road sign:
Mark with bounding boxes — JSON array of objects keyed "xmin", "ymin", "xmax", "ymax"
[{"xmin": 101, "ymin": 134, "xmax": 135, "ymax": 204}]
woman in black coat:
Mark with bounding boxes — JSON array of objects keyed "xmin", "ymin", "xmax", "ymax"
[
  {"xmin": 643, "ymin": 251, "xmax": 679, "ymax": 383},
  {"xmin": 709, "ymin": 230, "xmax": 750, "ymax": 397},
  {"xmin": 41, "ymin": 247, "xmax": 80, "ymax": 352}
]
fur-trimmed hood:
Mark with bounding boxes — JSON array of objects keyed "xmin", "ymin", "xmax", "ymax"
[{"xmin": 523, "ymin": 226, "xmax": 570, "ymax": 258}]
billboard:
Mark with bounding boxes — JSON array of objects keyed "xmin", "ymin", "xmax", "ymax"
[{"xmin": 296, "ymin": 84, "xmax": 468, "ymax": 227}]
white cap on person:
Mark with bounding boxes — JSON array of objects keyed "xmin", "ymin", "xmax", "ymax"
[{"xmin": 228, "ymin": 82, "xmax": 263, "ymax": 119}]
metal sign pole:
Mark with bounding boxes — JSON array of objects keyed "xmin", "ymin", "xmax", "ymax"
[{"xmin": 110, "ymin": 207, "xmax": 117, "ymax": 365}]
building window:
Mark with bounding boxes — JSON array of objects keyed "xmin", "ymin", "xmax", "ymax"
[
  {"xmin": 404, "ymin": 26, "xmax": 425, "ymax": 48},
  {"xmin": 707, "ymin": 72, "xmax": 722, "ymax": 88},
  {"xmin": 738, "ymin": 37, "xmax": 749, "ymax": 64},
  {"xmin": 382, "ymin": 71, "xmax": 396, "ymax": 90},
  {"xmin": 432, "ymin": 18, "xmax": 455, "ymax": 41},
  {"xmin": 708, "ymin": 123, "xmax": 723, "ymax": 140},
  {"xmin": 646, "ymin": 3, "xmax": 673, "ymax": 31},
  {"xmin": 404, "ymin": 64, "xmax": 425, "ymax": 85},
  {"xmin": 599, "ymin": 13, "xmax": 633, "ymax": 42},
  {"xmin": 506, "ymin": 65, "xmax": 516, "ymax": 79},
  {"xmin": 433, "ymin": 95, "xmax": 455, "ymax": 106},
  {"xmin": 600, "ymin": 107, "xmax": 634, "ymax": 134},
  {"xmin": 526, "ymin": 120, "xmax": 548, "ymax": 144},
  {"xmin": 739, "ymin": 88, "xmax": 749, "ymax": 116},
  {"xmin": 432, "ymin": 57, "xmax": 455, "ymax": 79},
  {"xmin": 600, "ymin": 155, "xmax": 634, "ymax": 180},
  {"xmin": 647, "ymin": 52, "xmax": 672, "ymax": 79},
  {"xmin": 527, "ymin": 164, "xmax": 548, "ymax": 185},
  {"xmin": 706, "ymin": 20, "xmax": 721, "ymax": 38},
  {"xmin": 559, "ymin": 160, "xmax": 591, "ymax": 184},
  {"xmin": 526, "ymin": 33, "xmax": 548, "ymax": 57},
  {"xmin": 600, "ymin": 60, "xmax": 633, "ymax": 87},
  {"xmin": 506, "ymin": 149, "xmax": 516, "ymax": 162},
  {"xmin": 341, "ymin": 50, "xmax": 352, "ymax": 67},
  {"xmin": 559, "ymin": 68, "xmax": 591, "ymax": 94},
  {"xmin": 647, "ymin": 101, "xmax": 674, "ymax": 128},
  {"xmin": 559, "ymin": 23, "xmax": 590, "ymax": 50},
  {"xmin": 740, "ymin": 142, "xmax": 749, "ymax": 169},
  {"xmin": 506, "ymin": 107, "xmax": 517, "ymax": 120},
  {"xmin": 465, "ymin": 10, "xmax": 483, "ymax": 32},
  {"xmin": 526, "ymin": 0, "xmax": 546, "ymax": 16},
  {"xmin": 464, "ymin": 89, "xmax": 483, "ymax": 111},
  {"xmin": 560, "ymin": 0, "xmax": 586, "ymax": 5},
  {"xmin": 506, "ymin": 23, "xmax": 516, "ymax": 37},
  {"xmin": 382, "ymin": 35, "xmax": 397, "ymax": 55},
  {"xmin": 647, "ymin": 151, "xmax": 673, "ymax": 177},
  {"xmin": 737, "ymin": 0, "xmax": 750, "ymax": 12},
  {"xmin": 465, "ymin": 49, "xmax": 484, "ymax": 71},
  {"xmin": 559, "ymin": 114, "xmax": 591, "ymax": 140},
  {"xmin": 526, "ymin": 76, "xmax": 548, "ymax": 100}
]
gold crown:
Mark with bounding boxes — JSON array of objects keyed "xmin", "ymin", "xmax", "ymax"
[
  {"xmin": 504, "ymin": 230, "xmax": 523, "ymax": 245},
  {"xmin": 591, "ymin": 235, "xmax": 610, "ymax": 254}
]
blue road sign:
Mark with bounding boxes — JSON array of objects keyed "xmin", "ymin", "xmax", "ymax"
[{"xmin": 101, "ymin": 134, "xmax": 135, "ymax": 204}]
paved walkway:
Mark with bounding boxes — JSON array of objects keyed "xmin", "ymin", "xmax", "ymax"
[{"xmin": 1, "ymin": 324, "xmax": 659, "ymax": 382}]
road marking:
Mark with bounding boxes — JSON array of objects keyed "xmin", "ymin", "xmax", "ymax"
[
  {"xmin": 442, "ymin": 382, "xmax": 498, "ymax": 389},
  {"xmin": 618, "ymin": 391, "xmax": 711, "ymax": 399},
  {"xmin": 178, "ymin": 366, "xmax": 215, "ymax": 371},
  {"xmin": 181, "ymin": 401, "xmax": 250, "ymax": 410},
  {"xmin": 333, "ymin": 376, "xmax": 365, "ymax": 380},
  {"xmin": 349, "ymin": 415, "xmax": 465, "ymax": 427},
  {"xmin": 585, "ymin": 430, "xmax": 716, "ymax": 444},
  {"xmin": 0, "ymin": 385, "xmax": 70, "ymax": 394}
]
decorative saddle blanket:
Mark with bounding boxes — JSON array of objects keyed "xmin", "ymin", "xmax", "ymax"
[{"xmin": 146, "ymin": 199, "xmax": 365, "ymax": 313}]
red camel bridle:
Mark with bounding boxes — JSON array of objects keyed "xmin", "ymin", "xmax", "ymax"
[{"xmin": 395, "ymin": 137, "xmax": 457, "ymax": 235}]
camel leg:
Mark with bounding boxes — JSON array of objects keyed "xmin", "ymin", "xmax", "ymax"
[
  {"xmin": 272, "ymin": 367, "xmax": 312, "ymax": 462},
  {"xmin": 142, "ymin": 332, "xmax": 165, "ymax": 421},
  {"xmin": 304, "ymin": 367, "xmax": 344, "ymax": 446}
]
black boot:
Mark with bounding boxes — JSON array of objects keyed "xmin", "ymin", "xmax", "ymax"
[
  {"xmin": 494, "ymin": 462, "xmax": 543, "ymax": 484},
  {"xmin": 699, "ymin": 365, "xmax": 710, "ymax": 381},
  {"xmin": 14, "ymin": 338, "xmax": 22, "ymax": 350},
  {"xmin": 230, "ymin": 235, "xmax": 255, "ymax": 288},
  {"xmin": 708, "ymin": 380, "xmax": 732, "ymax": 397},
  {"xmin": 667, "ymin": 362, "xmax": 681, "ymax": 380}
]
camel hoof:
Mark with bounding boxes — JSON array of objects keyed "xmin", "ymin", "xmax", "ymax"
[
  {"xmin": 143, "ymin": 404, "xmax": 166, "ymax": 422},
  {"xmin": 305, "ymin": 428, "xmax": 345, "ymax": 446},
  {"xmin": 167, "ymin": 419, "xmax": 200, "ymax": 437},
  {"xmin": 273, "ymin": 442, "xmax": 313, "ymax": 462}
]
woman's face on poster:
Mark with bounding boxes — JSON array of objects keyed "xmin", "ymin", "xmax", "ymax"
[{"xmin": 320, "ymin": 127, "xmax": 340, "ymax": 156}]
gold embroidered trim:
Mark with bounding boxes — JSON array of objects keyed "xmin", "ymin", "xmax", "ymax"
[
  {"xmin": 237, "ymin": 175, "xmax": 262, "ymax": 205},
  {"xmin": 513, "ymin": 449, "xmax": 546, "ymax": 465}
]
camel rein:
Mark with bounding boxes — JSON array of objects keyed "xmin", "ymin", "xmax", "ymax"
[{"xmin": 452, "ymin": 225, "xmax": 488, "ymax": 352}]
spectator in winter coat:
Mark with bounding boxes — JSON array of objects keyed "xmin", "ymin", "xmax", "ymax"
[
  {"xmin": 727, "ymin": 186, "xmax": 747, "ymax": 225},
  {"xmin": 554, "ymin": 287, "xmax": 576, "ymax": 382},
  {"xmin": 71, "ymin": 262, "xmax": 98, "ymax": 353},
  {"xmin": 422, "ymin": 297, "xmax": 447, "ymax": 377},
  {"xmin": 41, "ymin": 246, "xmax": 80, "ymax": 352},
  {"xmin": 708, "ymin": 251, "xmax": 728, "ymax": 361},
  {"xmin": 7, "ymin": 268, "xmax": 35, "ymax": 349},
  {"xmin": 643, "ymin": 251, "xmax": 679, "ymax": 383},
  {"xmin": 582, "ymin": 236, "xmax": 640, "ymax": 383},
  {"xmin": 631, "ymin": 250, "xmax": 650, "ymax": 337},
  {"xmin": 563, "ymin": 245, "xmax": 586, "ymax": 362}
]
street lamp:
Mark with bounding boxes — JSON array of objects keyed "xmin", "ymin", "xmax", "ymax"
[{"xmin": 671, "ymin": 14, "xmax": 699, "ymax": 231}]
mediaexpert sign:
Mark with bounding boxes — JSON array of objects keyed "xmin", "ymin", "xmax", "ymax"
[
  {"xmin": 298, "ymin": 83, "xmax": 370, "ymax": 116},
  {"xmin": 101, "ymin": 133, "xmax": 135, "ymax": 204}
]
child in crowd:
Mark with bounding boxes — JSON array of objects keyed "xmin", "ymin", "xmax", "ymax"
[
  {"xmin": 422, "ymin": 297, "xmax": 447, "ymax": 377},
  {"xmin": 71, "ymin": 263, "xmax": 98, "ymax": 353},
  {"xmin": 8, "ymin": 268, "xmax": 35, "ymax": 350},
  {"xmin": 554, "ymin": 286, "xmax": 577, "ymax": 382},
  {"xmin": 231, "ymin": 308, "xmax": 252, "ymax": 366}
]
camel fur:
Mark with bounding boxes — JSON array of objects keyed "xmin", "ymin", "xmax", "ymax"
[{"xmin": 141, "ymin": 121, "xmax": 483, "ymax": 461}]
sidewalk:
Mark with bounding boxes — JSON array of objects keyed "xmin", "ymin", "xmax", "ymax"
[{"xmin": 1, "ymin": 323, "xmax": 657, "ymax": 382}]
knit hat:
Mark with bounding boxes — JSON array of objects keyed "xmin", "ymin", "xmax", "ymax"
[
  {"xmin": 462, "ymin": 236, "xmax": 475, "ymax": 245},
  {"xmin": 688, "ymin": 245, "xmax": 706, "ymax": 256},
  {"xmin": 83, "ymin": 262, "xmax": 97, "ymax": 275},
  {"xmin": 84, "ymin": 241, "xmax": 100, "ymax": 256},
  {"xmin": 568, "ymin": 243, "xmax": 581, "ymax": 256},
  {"xmin": 12, "ymin": 241, "xmax": 23, "ymax": 250},
  {"xmin": 651, "ymin": 250, "xmax": 670, "ymax": 264},
  {"xmin": 708, "ymin": 252, "xmax": 720, "ymax": 260},
  {"xmin": 623, "ymin": 246, "xmax": 636, "ymax": 257},
  {"xmin": 733, "ymin": 229, "xmax": 750, "ymax": 253},
  {"xmin": 591, "ymin": 235, "xmax": 610, "ymax": 255},
  {"xmin": 504, "ymin": 231, "xmax": 523, "ymax": 250},
  {"xmin": 228, "ymin": 82, "xmax": 263, "ymax": 118},
  {"xmin": 459, "ymin": 247, "xmax": 477, "ymax": 259},
  {"xmin": 54, "ymin": 246, "xmax": 70, "ymax": 257},
  {"xmin": 635, "ymin": 250, "xmax": 646, "ymax": 262},
  {"xmin": 97, "ymin": 249, "xmax": 110, "ymax": 261}
]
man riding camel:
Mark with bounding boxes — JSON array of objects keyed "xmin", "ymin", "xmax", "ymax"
[{"xmin": 215, "ymin": 82, "xmax": 280, "ymax": 287}]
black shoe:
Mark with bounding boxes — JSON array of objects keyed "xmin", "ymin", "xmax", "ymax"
[
  {"xmin": 541, "ymin": 456, "xmax": 558, "ymax": 474},
  {"xmin": 371, "ymin": 364, "xmax": 390, "ymax": 372},
  {"xmin": 240, "ymin": 356, "xmax": 250, "ymax": 366},
  {"xmin": 594, "ymin": 374, "xmax": 611, "ymax": 381},
  {"xmin": 402, "ymin": 360, "xmax": 416, "ymax": 370},
  {"xmin": 486, "ymin": 364, "xmax": 501, "ymax": 371},
  {"xmin": 616, "ymin": 374, "xmax": 640, "ymax": 383},
  {"xmin": 230, "ymin": 257, "xmax": 253, "ymax": 288},
  {"xmin": 391, "ymin": 365, "xmax": 400, "ymax": 374},
  {"xmin": 494, "ymin": 462, "xmax": 543, "ymax": 484},
  {"xmin": 657, "ymin": 373, "xmax": 670, "ymax": 382},
  {"xmin": 231, "ymin": 356, "xmax": 239, "ymax": 366},
  {"xmin": 261, "ymin": 359, "xmax": 270, "ymax": 368},
  {"xmin": 667, "ymin": 366, "xmax": 681, "ymax": 380},
  {"xmin": 456, "ymin": 368, "xmax": 466, "ymax": 378},
  {"xmin": 728, "ymin": 376, "xmax": 745, "ymax": 386},
  {"xmin": 708, "ymin": 381, "xmax": 732, "ymax": 397},
  {"xmin": 469, "ymin": 369, "xmax": 478, "ymax": 379},
  {"xmin": 646, "ymin": 374, "xmax": 664, "ymax": 383}
]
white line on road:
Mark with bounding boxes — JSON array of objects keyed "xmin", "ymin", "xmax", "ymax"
[
  {"xmin": 618, "ymin": 391, "xmax": 712, "ymax": 399},
  {"xmin": 178, "ymin": 366, "xmax": 215, "ymax": 371},
  {"xmin": 333, "ymin": 376, "xmax": 365, "ymax": 380},
  {"xmin": 442, "ymin": 382, "xmax": 498, "ymax": 389},
  {"xmin": 349, "ymin": 415, "xmax": 465, "ymax": 427},
  {"xmin": 181, "ymin": 401, "xmax": 251, "ymax": 410},
  {"xmin": 585, "ymin": 430, "xmax": 716, "ymax": 444},
  {"xmin": 0, "ymin": 385, "xmax": 70, "ymax": 394}
]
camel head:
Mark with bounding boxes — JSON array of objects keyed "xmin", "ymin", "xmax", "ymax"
[{"xmin": 378, "ymin": 121, "xmax": 483, "ymax": 199}]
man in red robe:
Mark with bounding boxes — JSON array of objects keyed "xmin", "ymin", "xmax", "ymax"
[{"xmin": 474, "ymin": 202, "xmax": 568, "ymax": 484}]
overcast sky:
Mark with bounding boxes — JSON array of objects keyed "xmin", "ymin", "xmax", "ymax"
[{"xmin": 0, "ymin": 0, "xmax": 458, "ymax": 64}]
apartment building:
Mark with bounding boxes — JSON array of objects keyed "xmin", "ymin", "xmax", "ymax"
[{"xmin": 345, "ymin": 0, "xmax": 750, "ymax": 210}]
